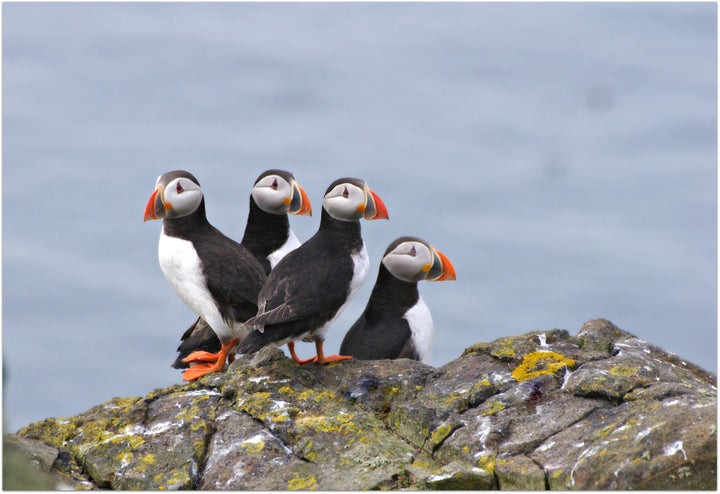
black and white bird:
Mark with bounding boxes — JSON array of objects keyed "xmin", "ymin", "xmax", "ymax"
[
  {"xmin": 236, "ymin": 177, "xmax": 389, "ymax": 364},
  {"xmin": 171, "ymin": 169, "xmax": 313, "ymax": 371},
  {"xmin": 339, "ymin": 237, "xmax": 456, "ymax": 363},
  {"xmin": 144, "ymin": 170, "xmax": 267, "ymax": 381}
]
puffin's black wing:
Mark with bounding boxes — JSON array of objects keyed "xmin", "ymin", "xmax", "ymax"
[
  {"xmin": 193, "ymin": 226, "xmax": 267, "ymax": 325},
  {"xmin": 246, "ymin": 244, "xmax": 352, "ymax": 329},
  {"xmin": 396, "ymin": 334, "xmax": 421, "ymax": 361},
  {"xmin": 339, "ymin": 313, "xmax": 414, "ymax": 360}
]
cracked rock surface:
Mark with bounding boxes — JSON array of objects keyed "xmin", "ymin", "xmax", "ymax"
[{"xmin": 11, "ymin": 319, "xmax": 717, "ymax": 490}]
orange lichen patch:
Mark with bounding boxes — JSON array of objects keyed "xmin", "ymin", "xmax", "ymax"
[{"xmin": 511, "ymin": 351, "xmax": 575, "ymax": 382}]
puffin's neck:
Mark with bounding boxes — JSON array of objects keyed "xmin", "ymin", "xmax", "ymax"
[
  {"xmin": 162, "ymin": 199, "xmax": 212, "ymax": 239},
  {"xmin": 366, "ymin": 264, "xmax": 420, "ymax": 317},
  {"xmin": 317, "ymin": 208, "xmax": 363, "ymax": 251},
  {"xmin": 241, "ymin": 196, "xmax": 290, "ymax": 265}
]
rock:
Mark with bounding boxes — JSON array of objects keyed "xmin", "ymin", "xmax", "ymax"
[
  {"xmin": 12, "ymin": 319, "xmax": 717, "ymax": 490},
  {"xmin": 3, "ymin": 435, "xmax": 59, "ymax": 490}
]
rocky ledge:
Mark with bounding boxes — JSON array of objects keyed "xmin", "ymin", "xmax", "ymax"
[{"xmin": 8, "ymin": 319, "xmax": 717, "ymax": 490}]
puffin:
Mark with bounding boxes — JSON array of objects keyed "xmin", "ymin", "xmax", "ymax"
[
  {"xmin": 236, "ymin": 177, "xmax": 389, "ymax": 364},
  {"xmin": 144, "ymin": 170, "xmax": 267, "ymax": 381},
  {"xmin": 170, "ymin": 169, "xmax": 313, "ymax": 371},
  {"xmin": 339, "ymin": 236, "xmax": 456, "ymax": 363}
]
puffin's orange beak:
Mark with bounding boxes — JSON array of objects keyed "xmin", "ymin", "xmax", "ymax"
[
  {"xmin": 144, "ymin": 185, "xmax": 166, "ymax": 221},
  {"xmin": 428, "ymin": 248, "xmax": 456, "ymax": 281},
  {"xmin": 364, "ymin": 188, "xmax": 389, "ymax": 220},
  {"xmin": 289, "ymin": 181, "xmax": 312, "ymax": 216}
]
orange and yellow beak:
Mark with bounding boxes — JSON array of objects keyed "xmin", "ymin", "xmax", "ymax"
[
  {"xmin": 288, "ymin": 181, "xmax": 312, "ymax": 216},
  {"xmin": 144, "ymin": 185, "xmax": 167, "ymax": 221},
  {"xmin": 362, "ymin": 187, "xmax": 389, "ymax": 220},
  {"xmin": 426, "ymin": 248, "xmax": 456, "ymax": 281}
]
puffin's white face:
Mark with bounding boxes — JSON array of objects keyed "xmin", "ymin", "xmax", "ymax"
[
  {"xmin": 251, "ymin": 173, "xmax": 312, "ymax": 216},
  {"xmin": 322, "ymin": 180, "xmax": 388, "ymax": 222},
  {"xmin": 144, "ymin": 171, "xmax": 204, "ymax": 221},
  {"xmin": 161, "ymin": 177, "xmax": 203, "ymax": 218},
  {"xmin": 323, "ymin": 182, "xmax": 367, "ymax": 221},
  {"xmin": 252, "ymin": 174, "xmax": 294, "ymax": 214},
  {"xmin": 382, "ymin": 239, "xmax": 456, "ymax": 282},
  {"xmin": 382, "ymin": 240, "xmax": 434, "ymax": 282}
]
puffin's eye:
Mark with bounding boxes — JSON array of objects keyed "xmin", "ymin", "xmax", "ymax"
[
  {"xmin": 409, "ymin": 246, "xmax": 417, "ymax": 257},
  {"xmin": 176, "ymin": 182, "xmax": 184, "ymax": 194},
  {"xmin": 342, "ymin": 186, "xmax": 349, "ymax": 198},
  {"xmin": 271, "ymin": 178, "xmax": 278, "ymax": 190}
]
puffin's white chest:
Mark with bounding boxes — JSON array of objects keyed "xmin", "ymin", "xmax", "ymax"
[
  {"xmin": 158, "ymin": 229, "xmax": 234, "ymax": 341},
  {"xmin": 267, "ymin": 229, "xmax": 301, "ymax": 270},
  {"xmin": 403, "ymin": 295, "xmax": 434, "ymax": 363}
]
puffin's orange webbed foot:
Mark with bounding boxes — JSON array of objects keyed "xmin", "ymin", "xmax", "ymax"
[
  {"xmin": 288, "ymin": 341, "xmax": 318, "ymax": 365},
  {"xmin": 182, "ymin": 350, "xmax": 222, "ymax": 364},
  {"xmin": 312, "ymin": 340, "xmax": 352, "ymax": 366},
  {"xmin": 182, "ymin": 362, "xmax": 219, "ymax": 381},
  {"xmin": 180, "ymin": 338, "xmax": 238, "ymax": 382},
  {"xmin": 317, "ymin": 354, "xmax": 352, "ymax": 364}
]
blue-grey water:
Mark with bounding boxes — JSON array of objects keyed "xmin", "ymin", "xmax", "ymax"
[{"xmin": 3, "ymin": 3, "xmax": 716, "ymax": 432}]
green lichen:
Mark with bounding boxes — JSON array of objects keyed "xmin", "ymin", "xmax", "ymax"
[{"xmin": 511, "ymin": 351, "xmax": 575, "ymax": 382}]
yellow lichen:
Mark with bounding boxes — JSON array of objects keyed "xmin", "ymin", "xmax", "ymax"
[
  {"xmin": 429, "ymin": 423, "xmax": 453, "ymax": 446},
  {"xmin": 175, "ymin": 404, "xmax": 201, "ymax": 423},
  {"xmin": 411, "ymin": 458, "xmax": 436, "ymax": 471},
  {"xmin": 493, "ymin": 345, "xmax": 516, "ymax": 359},
  {"xmin": 594, "ymin": 424, "xmax": 616, "ymax": 441},
  {"xmin": 288, "ymin": 472, "xmax": 318, "ymax": 491},
  {"xmin": 475, "ymin": 452, "xmax": 496, "ymax": 473},
  {"xmin": 278, "ymin": 385, "xmax": 296, "ymax": 396},
  {"xmin": 480, "ymin": 400, "xmax": 506, "ymax": 416},
  {"xmin": 296, "ymin": 389, "xmax": 337, "ymax": 403},
  {"xmin": 240, "ymin": 439, "xmax": 266, "ymax": 454},
  {"xmin": 295, "ymin": 412, "xmax": 359, "ymax": 435},
  {"xmin": 511, "ymin": 351, "xmax": 575, "ymax": 382},
  {"xmin": 609, "ymin": 365, "xmax": 638, "ymax": 377},
  {"xmin": 114, "ymin": 451, "xmax": 133, "ymax": 465},
  {"xmin": 135, "ymin": 453, "xmax": 157, "ymax": 473}
]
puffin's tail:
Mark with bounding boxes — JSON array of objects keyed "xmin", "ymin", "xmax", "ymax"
[
  {"xmin": 236, "ymin": 320, "xmax": 311, "ymax": 354},
  {"xmin": 171, "ymin": 318, "xmax": 221, "ymax": 369}
]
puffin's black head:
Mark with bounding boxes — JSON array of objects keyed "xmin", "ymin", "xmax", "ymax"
[
  {"xmin": 381, "ymin": 236, "xmax": 456, "ymax": 282},
  {"xmin": 322, "ymin": 177, "xmax": 389, "ymax": 222},
  {"xmin": 143, "ymin": 170, "xmax": 204, "ymax": 221},
  {"xmin": 251, "ymin": 169, "xmax": 312, "ymax": 216}
]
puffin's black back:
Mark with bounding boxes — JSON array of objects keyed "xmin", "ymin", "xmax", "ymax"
[
  {"xmin": 339, "ymin": 263, "xmax": 422, "ymax": 360},
  {"xmin": 237, "ymin": 208, "xmax": 364, "ymax": 352}
]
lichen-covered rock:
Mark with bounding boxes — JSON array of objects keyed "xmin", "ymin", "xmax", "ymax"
[{"xmin": 12, "ymin": 319, "xmax": 717, "ymax": 490}]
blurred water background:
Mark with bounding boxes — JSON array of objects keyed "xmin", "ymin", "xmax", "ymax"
[{"xmin": 3, "ymin": 2, "xmax": 716, "ymax": 432}]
